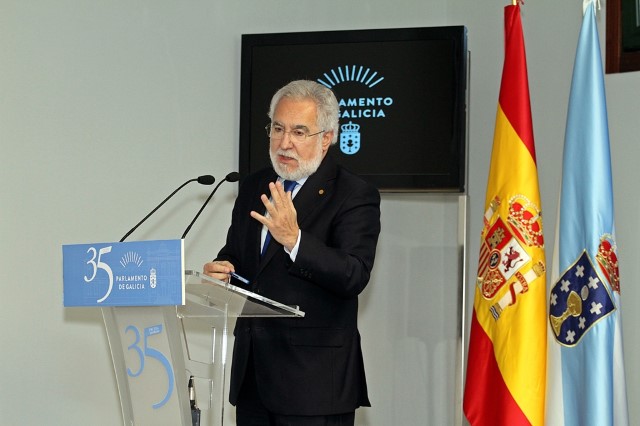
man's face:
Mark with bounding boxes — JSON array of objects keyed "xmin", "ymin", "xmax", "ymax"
[{"xmin": 269, "ymin": 97, "xmax": 333, "ymax": 181}]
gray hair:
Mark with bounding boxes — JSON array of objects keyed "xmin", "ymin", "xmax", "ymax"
[{"xmin": 268, "ymin": 80, "xmax": 340, "ymax": 145}]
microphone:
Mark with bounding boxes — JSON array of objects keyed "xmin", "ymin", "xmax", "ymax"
[
  {"xmin": 181, "ymin": 171, "xmax": 241, "ymax": 239},
  {"xmin": 119, "ymin": 175, "xmax": 216, "ymax": 242}
]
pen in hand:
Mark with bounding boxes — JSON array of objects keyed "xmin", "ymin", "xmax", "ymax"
[{"xmin": 229, "ymin": 272, "xmax": 249, "ymax": 284}]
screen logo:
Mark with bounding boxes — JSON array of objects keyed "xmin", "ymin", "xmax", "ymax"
[
  {"xmin": 317, "ymin": 65, "xmax": 394, "ymax": 156},
  {"xmin": 340, "ymin": 122, "xmax": 360, "ymax": 155},
  {"xmin": 317, "ymin": 65, "xmax": 385, "ymax": 88}
]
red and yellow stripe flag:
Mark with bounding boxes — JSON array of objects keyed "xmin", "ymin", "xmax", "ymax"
[{"xmin": 463, "ymin": 5, "xmax": 546, "ymax": 426}]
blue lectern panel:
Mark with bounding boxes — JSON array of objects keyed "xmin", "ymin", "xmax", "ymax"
[{"xmin": 63, "ymin": 239, "xmax": 184, "ymax": 306}]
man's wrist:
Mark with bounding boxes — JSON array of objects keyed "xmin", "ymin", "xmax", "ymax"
[{"xmin": 285, "ymin": 229, "xmax": 302, "ymax": 260}]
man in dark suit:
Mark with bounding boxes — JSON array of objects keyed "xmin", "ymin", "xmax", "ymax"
[{"xmin": 203, "ymin": 80, "xmax": 381, "ymax": 425}]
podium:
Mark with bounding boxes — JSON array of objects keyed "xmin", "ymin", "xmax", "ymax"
[{"xmin": 101, "ymin": 270, "xmax": 304, "ymax": 426}]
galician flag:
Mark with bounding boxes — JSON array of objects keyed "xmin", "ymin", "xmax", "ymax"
[
  {"xmin": 545, "ymin": 1, "xmax": 629, "ymax": 425},
  {"xmin": 463, "ymin": 4, "xmax": 547, "ymax": 425}
]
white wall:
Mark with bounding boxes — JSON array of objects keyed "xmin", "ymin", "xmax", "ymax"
[{"xmin": 2, "ymin": 0, "xmax": 640, "ymax": 425}]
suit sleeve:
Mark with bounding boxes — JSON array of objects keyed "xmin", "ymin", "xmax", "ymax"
[
  {"xmin": 213, "ymin": 173, "xmax": 264, "ymax": 273},
  {"xmin": 289, "ymin": 180, "xmax": 381, "ymax": 298}
]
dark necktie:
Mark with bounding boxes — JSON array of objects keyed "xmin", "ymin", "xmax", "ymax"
[{"xmin": 261, "ymin": 180, "xmax": 297, "ymax": 257}]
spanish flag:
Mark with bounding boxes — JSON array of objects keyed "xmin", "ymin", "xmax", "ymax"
[{"xmin": 463, "ymin": 4, "xmax": 546, "ymax": 425}]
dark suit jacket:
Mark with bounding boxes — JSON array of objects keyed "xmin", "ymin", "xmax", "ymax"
[{"xmin": 215, "ymin": 154, "xmax": 381, "ymax": 416}]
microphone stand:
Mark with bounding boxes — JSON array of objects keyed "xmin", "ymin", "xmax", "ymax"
[
  {"xmin": 120, "ymin": 176, "xmax": 215, "ymax": 242},
  {"xmin": 181, "ymin": 172, "xmax": 241, "ymax": 239}
]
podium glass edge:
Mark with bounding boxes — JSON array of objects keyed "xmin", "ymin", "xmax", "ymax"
[{"xmin": 184, "ymin": 269, "xmax": 305, "ymax": 317}]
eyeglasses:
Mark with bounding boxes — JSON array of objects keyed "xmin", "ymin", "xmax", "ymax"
[{"xmin": 265, "ymin": 124, "xmax": 325, "ymax": 143}]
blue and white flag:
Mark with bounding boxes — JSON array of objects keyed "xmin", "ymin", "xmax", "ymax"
[{"xmin": 545, "ymin": 1, "xmax": 629, "ymax": 425}]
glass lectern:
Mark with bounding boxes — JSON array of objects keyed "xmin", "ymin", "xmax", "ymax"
[{"xmin": 102, "ymin": 270, "xmax": 304, "ymax": 426}]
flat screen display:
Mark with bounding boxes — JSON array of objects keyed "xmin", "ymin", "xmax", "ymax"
[{"xmin": 240, "ymin": 26, "xmax": 468, "ymax": 192}]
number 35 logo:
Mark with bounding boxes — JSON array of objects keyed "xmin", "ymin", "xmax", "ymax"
[
  {"xmin": 84, "ymin": 246, "xmax": 114, "ymax": 303},
  {"xmin": 125, "ymin": 324, "xmax": 175, "ymax": 409}
]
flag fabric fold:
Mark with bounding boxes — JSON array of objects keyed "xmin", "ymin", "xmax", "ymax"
[
  {"xmin": 545, "ymin": 1, "xmax": 629, "ymax": 425},
  {"xmin": 464, "ymin": 5, "xmax": 547, "ymax": 426}
]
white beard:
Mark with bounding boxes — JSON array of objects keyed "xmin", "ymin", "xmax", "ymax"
[{"xmin": 269, "ymin": 144, "xmax": 324, "ymax": 181}]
